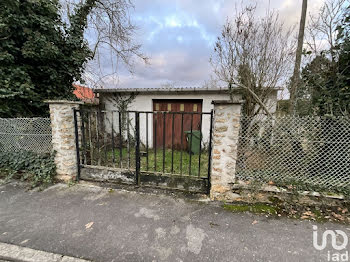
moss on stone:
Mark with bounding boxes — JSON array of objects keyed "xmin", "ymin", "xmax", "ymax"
[{"xmin": 222, "ymin": 203, "xmax": 278, "ymax": 215}]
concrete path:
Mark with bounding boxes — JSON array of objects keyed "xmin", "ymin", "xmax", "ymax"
[
  {"xmin": 0, "ymin": 182, "xmax": 349, "ymax": 262},
  {"xmin": 0, "ymin": 242, "xmax": 90, "ymax": 262}
]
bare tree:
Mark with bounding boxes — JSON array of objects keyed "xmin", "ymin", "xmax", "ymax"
[
  {"xmin": 210, "ymin": 5, "xmax": 294, "ymax": 117},
  {"xmin": 62, "ymin": 0, "xmax": 148, "ymax": 87},
  {"xmin": 290, "ymin": 0, "xmax": 347, "ymax": 114},
  {"xmin": 305, "ymin": 0, "xmax": 346, "ymax": 60},
  {"xmin": 288, "ymin": 0, "xmax": 307, "ymax": 114}
]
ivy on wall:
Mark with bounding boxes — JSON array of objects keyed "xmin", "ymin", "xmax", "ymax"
[{"xmin": 0, "ymin": 151, "xmax": 56, "ymax": 188}]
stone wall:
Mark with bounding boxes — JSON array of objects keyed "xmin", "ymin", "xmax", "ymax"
[
  {"xmin": 81, "ymin": 166, "xmax": 135, "ymax": 184},
  {"xmin": 210, "ymin": 101, "xmax": 242, "ymax": 200},
  {"xmin": 80, "ymin": 166, "xmax": 208, "ymax": 192},
  {"xmin": 47, "ymin": 100, "xmax": 83, "ymax": 181}
]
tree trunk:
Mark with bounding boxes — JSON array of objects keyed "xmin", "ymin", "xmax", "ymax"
[{"xmin": 289, "ymin": 0, "xmax": 308, "ymax": 114}]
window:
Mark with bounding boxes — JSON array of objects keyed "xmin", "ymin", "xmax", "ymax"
[
  {"xmin": 180, "ymin": 104, "xmax": 184, "ymax": 111},
  {"xmin": 155, "ymin": 103, "xmax": 159, "ymax": 111},
  {"xmin": 167, "ymin": 103, "xmax": 171, "ymax": 111},
  {"xmin": 193, "ymin": 104, "xmax": 198, "ymax": 112}
]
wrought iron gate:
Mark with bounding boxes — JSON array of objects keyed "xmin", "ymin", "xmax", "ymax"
[{"xmin": 73, "ymin": 109, "xmax": 213, "ymax": 193}]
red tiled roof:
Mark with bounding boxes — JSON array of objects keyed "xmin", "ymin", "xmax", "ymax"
[{"xmin": 73, "ymin": 84, "xmax": 95, "ymax": 101}]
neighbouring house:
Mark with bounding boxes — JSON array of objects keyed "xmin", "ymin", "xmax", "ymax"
[
  {"xmin": 93, "ymin": 86, "xmax": 279, "ymax": 149},
  {"xmin": 73, "ymin": 84, "xmax": 97, "ymax": 103}
]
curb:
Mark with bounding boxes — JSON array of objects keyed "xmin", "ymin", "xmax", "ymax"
[{"xmin": 0, "ymin": 242, "xmax": 91, "ymax": 262}]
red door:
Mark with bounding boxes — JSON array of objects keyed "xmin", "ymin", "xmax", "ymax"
[{"xmin": 153, "ymin": 100, "xmax": 202, "ymax": 149}]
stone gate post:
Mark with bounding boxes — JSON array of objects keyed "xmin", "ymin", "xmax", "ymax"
[
  {"xmin": 210, "ymin": 100, "xmax": 243, "ymax": 200},
  {"xmin": 46, "ymin": 100, "xmax": 83, "ymax": 181}
]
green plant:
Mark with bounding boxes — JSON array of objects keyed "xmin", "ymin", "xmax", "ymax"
[
  {"xmin": 0, "ymin": 0, "xmax": 91, "ymax": 117},
  {"xmin": 0, "ymin": 0, "xmax": 146, "ymax": 118},
  {"xmin": 98, "ymin": 148, "xmax": 209, "ymax": 177},
  {"xmin": 222, "ymin": 203, "xmax": 279, "ymax": 215},
  {"xmin": 300, "ymin": 6, "xmax": 350, "ymax": 117},
  {"xmin": 67, "ymin": 178, "xmax": 77, "ymax": 187},
  {"xmin": 0, "ymin": 151, "xmax": 56, "ymax": 188}
]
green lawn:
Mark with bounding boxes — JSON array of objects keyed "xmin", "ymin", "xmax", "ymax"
[{"xmin": 87, "ymin": 147, "xmax": 209, "ymax": 178}]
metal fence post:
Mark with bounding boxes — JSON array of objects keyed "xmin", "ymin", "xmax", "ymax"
[
  {"xmin": 73, "ymin": 108, "xmax": 81, "ymax": 181},
  {"xmin": 135, "ymin": 112, "xmax": 141, "ymax": 186},
  {"xmin": 207, "ymin": 110, "xmax": 214, "ymax": 194}
]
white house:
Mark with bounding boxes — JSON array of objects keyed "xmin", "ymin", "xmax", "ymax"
[{"xmin": 93, "ymin": 86, "xmax": 278, "ymax": 149}]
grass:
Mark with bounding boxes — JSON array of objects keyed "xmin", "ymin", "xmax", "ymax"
[
  {"xmin": 222, "ymin": 201, "xmax": 350, "ymax": 224},
  {"xmin": 86, "ymin": 147, "xmax": 209, "ymax": 178},
  {"xmin": 222, "ymin": 203, "xmax": 279, "ymax": 215}
]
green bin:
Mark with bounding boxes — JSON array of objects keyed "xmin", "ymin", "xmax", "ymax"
[{"xmin": 184, "ymin": 130, "xmax": 202, "ymax": 154}]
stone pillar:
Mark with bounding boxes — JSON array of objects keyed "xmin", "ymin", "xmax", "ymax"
[
  {"xmin": 210, "ymin": 100, "xmax": 243, "ymax": 200},
  {"xmin": 46, "ymin": 100, "xmax": 83, "ymax": 181}
]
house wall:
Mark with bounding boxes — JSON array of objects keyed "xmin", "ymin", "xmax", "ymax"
[
  {"xmin": 263, "ymin": 92, "xmax": 278, "ymax": 115},
  {"xmin": 98, "ymin": 91, "xmax": 278, "ymax": 149},
  {"xmin": 99, "ymin": 92, "xmax": 234, "ymax": 148}
]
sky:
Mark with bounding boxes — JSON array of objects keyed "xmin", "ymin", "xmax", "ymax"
[{"xmin": 87, "ymin": 0, "xmax": 325, "ymax": 90}]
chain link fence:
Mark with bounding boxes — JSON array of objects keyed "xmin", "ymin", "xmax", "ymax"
[
  {"xmin": 236, "ymin": 115, "xmax": 350, "ymax": 192},
  {"xmin": 0, "ymin": 118, "xmax": 52, "ymax": 154}
]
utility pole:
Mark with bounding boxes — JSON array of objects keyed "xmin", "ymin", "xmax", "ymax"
[{"xmin": 289, "ymin": 0, "xmax": 308, "ymax": 114}]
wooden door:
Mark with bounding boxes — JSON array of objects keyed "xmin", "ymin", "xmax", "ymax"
[{"xmin": 153, "ymin": 100, "xmax": 202, "ymax": 149}]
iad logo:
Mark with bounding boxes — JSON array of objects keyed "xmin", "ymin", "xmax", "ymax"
[{"xmin": 313, "ymin": 225, "xmax": 349, "ymax": 261}]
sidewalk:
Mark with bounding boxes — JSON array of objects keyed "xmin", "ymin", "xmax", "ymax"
[
  {"xmin": 0, "ymin": 181, "xmax": 348, "ymax": 262},
  {"xmin": 0, "ymin": 242, "xmax": 90, "ymax": 262}
]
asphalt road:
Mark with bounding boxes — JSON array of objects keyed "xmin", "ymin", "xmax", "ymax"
[{"xmin": 0, "ymin": 181, "xmax": 349, "ymax": 262}]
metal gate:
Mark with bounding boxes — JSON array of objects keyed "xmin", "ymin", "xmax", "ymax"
[{"xmin": 73, "ymin": 109, "xmax": 213, "ymax": 193}]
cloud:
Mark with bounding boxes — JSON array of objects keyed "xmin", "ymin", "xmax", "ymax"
[
  {"xmin": 278, "ymin": 0, "xmax": 324, "ymax": 27},
  {"xmin": 86, "ymin": 0, "xmax": 326, "ymax": 90}
]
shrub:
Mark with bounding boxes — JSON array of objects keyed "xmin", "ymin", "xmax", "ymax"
[{"xmin": 0, "ymin": 151, "xmax": 56, "ymax": 188}]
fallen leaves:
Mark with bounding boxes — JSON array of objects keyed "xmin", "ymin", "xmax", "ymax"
[
  {"xmin": 284, "ymin": 205, "xmax": 350, "ymax": 223},
  {"xmin": 209, "ymin": 221, "xmax": 220, "ymax": 228},
  {"xmin": 302, "ymin": 211, "xmax": 315, "ymax": 217},
  {"xmin": 338, "ymin": 207, "xmax": 348, "ymax": 214},
  {"xmin": 331, "ymin": 212, "xmax": 345, "ymax": 221},
  {"xmin": 85, "ymin": 222, "xmax": 94, "ymax": 229}
]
